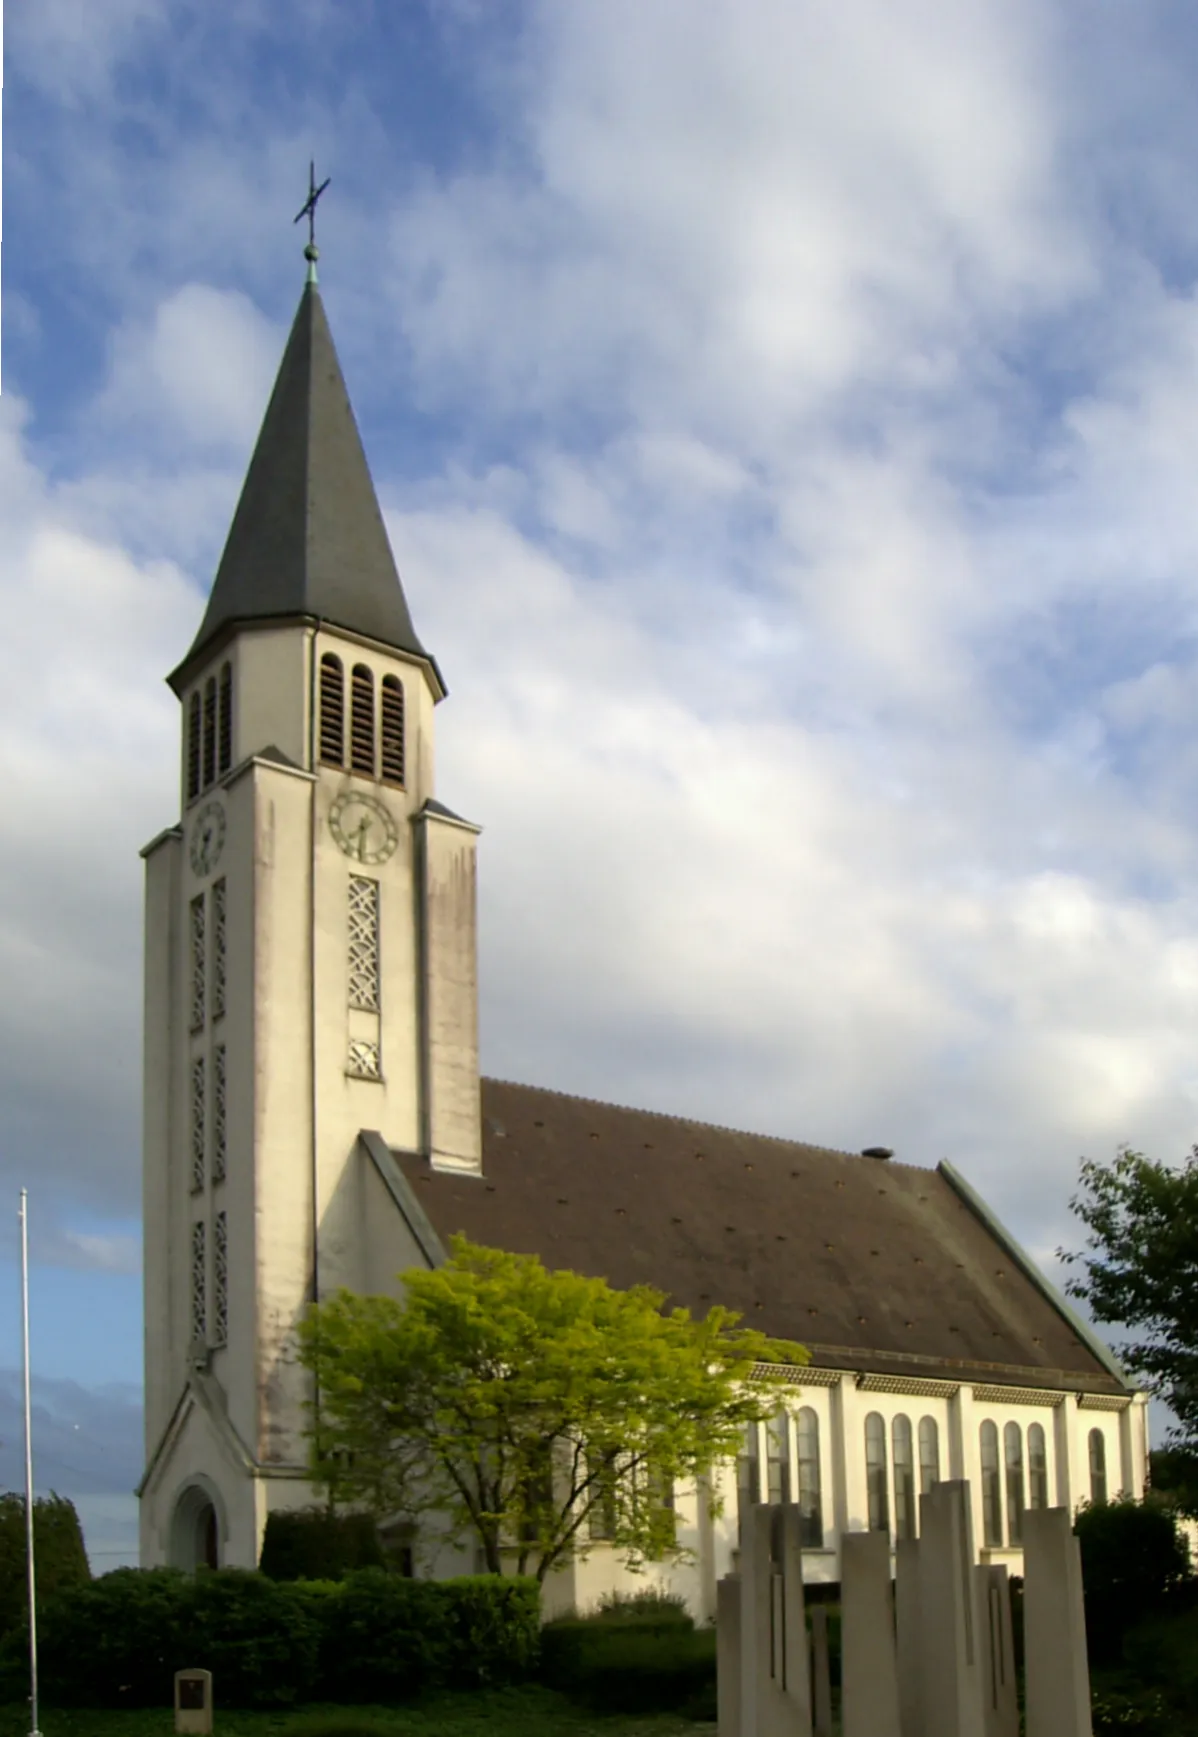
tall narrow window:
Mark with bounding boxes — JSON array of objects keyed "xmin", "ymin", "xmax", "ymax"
[
  {"xmin": 980, "ymin": 1421, "xmax": 1003, "ymax": 1546},
  {"xmin": 381, "ymin": 676, "xmax": 405, "ymax": 785},
  {"xmin": 191, "ymin": 1220, "xmax": 206, "ymax": 1343},
  {"xmin": 796, "ymin": 1407, "xmax": 823, "ymax": 1547},
  {"xmin": 211, "ymin": 878, "xmax": 227, "ymax": 1021},
  {"xmin": 187, "ymin": 693, "xmax": 202, "ymax": 801},
  {"xmin": 766, "ymin": 1410, "xmax": 791, "ymax": 1503},
  {"xmin": 1028, "ymin": 1422, "xmax": 1049, "ymax": 1509},
  {"xmin": 213, "ymin": 1211, "xmax": 228, "ymax": 1348},
  {"xmin": 1004, "ymin": 1423, "xmax": 1025, "ymax": 1544},
  {"xmin": 1089, "ymin": 1429, "xmax": 1108, "ymax": 1505},
  {"xmin": 737, "ymin": 1421, "xmax": 761, "ymax": 1538},
  {"xmin": 589, "ymin": 1453, "xmax": 619, "ymax": 1541},
  {"xmin": 918, "ymin": 1416, "xmax": 940, "ymax": 1495},
  {"xmin": 212, "ymin": 1045, "xmax": 227, "ymax": 1183},
  {"xmin": 865, "ymin": 1413, "xmax": 889, "ymax": 1534},
  {"xmin": 190, "ymin": 1057, "xmax": 206, "ymax": 1193},
  {"xmin": 320, "ymin": 654, "xmax": 345, "ymax": 765},
  {"xmin": 190, "ymin": 895, "xmax": 206, "ymax": 1031},
  {"xmin": 351, "ymin": 664, "xmax": 375, "ymax": 774},
  {"xmin": 202, "ymin": 676, "xmax": 217, "ymax": 789},
  {"xmin": 348, "ymin": 877, "xmax": 380, "ymax": 1010},
  {"xmin": 893, "ymin": 1414, "xmax": 916, "ymax": 1540},
  {"xmin": 218, "ymin": 662, "xmax": 233, "ymax": 774}
]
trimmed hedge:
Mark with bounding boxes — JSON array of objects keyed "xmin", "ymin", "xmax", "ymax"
[
  {"xmin": 1075, "ymin": 1497, "xmax": 1193, "ymax": 1658},
  {"xmin": 542, "ymin": 1618, "xmax": 715, "ymax": 1717},
  {"xmin": 0, "ymin": 1567, "xmax": 539, "ymax": 1709},
  {"xmin": 259, "ymin": 1508, "xmax": 385, "ymax": 1582}
]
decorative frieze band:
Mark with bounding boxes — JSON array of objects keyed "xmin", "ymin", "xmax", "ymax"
[
  {"xmin": 1077, "ymin": 1393, "xmax": 1132, "ymax": 1412},
  {"xmin": 750, "ymin": 1361, "xmax": 841, "ymax": 1387},
  {"xmin": 858, "ymin": 1372, "xmax": 959, "ymax": 1399},
  {"xmin": 972, "ymin": 1384, "xmax": 1064, "ymax": 1407}
]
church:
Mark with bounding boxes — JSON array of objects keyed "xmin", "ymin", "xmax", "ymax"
[{"xmin": 137, "ymin": 256, "xmax": 1147, "ymax": 1614}]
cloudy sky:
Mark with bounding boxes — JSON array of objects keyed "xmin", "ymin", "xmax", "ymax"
[{"xmin": 7, "ymin": 0, "xmax": 1198, "ymax": 1564}]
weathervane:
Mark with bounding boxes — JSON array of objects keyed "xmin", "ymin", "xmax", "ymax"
[{"xmin": 294, "ymin": 161, "xmax": 331, "ymax": 281}]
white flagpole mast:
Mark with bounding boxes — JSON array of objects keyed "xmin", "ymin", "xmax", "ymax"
[{"xmin": 19, "ymin": 1192, "xmax": 40, "ymax": 1737}]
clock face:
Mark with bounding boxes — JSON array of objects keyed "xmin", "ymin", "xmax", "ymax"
[
  {"xmin": 190, "ymin": 801, "xmax": 226, "ymax": 877},
  {"xmin": 328, "ymin": 791, "xmax": 399, "ymax": 864}
]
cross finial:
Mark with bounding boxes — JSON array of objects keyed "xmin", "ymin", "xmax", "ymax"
[{"xmin": 294, "ymin": 160, "xmax": 331, "ymax": 283}]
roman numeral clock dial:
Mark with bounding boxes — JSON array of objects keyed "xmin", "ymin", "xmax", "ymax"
[
  {"xmin": 328, "ymin": 791, "xmax": 399, "ymax": 865},
  {"xmin": 189, "ymin": 801, "xmax": 226, "ymax": 877}
]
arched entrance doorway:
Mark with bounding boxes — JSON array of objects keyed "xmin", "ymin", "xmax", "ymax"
[{"xmin": 170, "ymin": 1481, "xmax": 223, "ymax": 1570}]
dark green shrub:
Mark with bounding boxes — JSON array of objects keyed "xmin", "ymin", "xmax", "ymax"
[
  {"xmin": 545, "ymin": 1622, "xmax": 717, "ymax": 1714},
  {"xmin": 1122, "ymin": 1605, "xmax": 1198, "ymax": 1715},
  {"xmin": 0, "ymin": 1493, "xmax": 90, "ymax": 1638},
  {"xmin": 317, "ymin": 1570, "xmax": 539, "ymax": 1703},
  {"xmin": 0, "ymin": 1567, "xmax": 192, "ymax": 1706},
  {"xmin": 1091, "ymin": 1684, "xmax": 1174, "ymax": 1735},
  {"xmin": 1075, "ymin": 1498, "xmax": 1192, "ymax": 1658},
  {"xmin": 0, "ymin": 1565, "xmax": 537, "ymax": 1709},
  {"xmin": 259, "ymin": 1508, "xmax": 384, "ymax": 1581},
  {"xmin": 187, "ymin": 1570, "xmax": 323, "ymax": 1706},
  {"xmin": 593, "ymin": 1588, "xmax": 693, "ymax": 1624}
]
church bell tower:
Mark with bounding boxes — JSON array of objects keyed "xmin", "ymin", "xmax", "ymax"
[{"xmin": 138, "ymin": 255, "xmax": 481, "ymax": 1569}]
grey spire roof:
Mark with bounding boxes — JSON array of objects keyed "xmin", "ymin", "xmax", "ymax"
[{"xmin": 172, "ymin": 280, "xmax": 432, "ymax": 689}]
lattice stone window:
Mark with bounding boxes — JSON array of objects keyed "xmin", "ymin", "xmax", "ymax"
[
  {"xmin": 348, "ymin": 876, "xmax": 380, "ymax": 1010},
  {"xmin": 212, "ymin": 1045, "xmax": 227, "ymax": 1183},
  {"xmin": 212, "ymin": 878, "xmax": 227, "ymax": 1020},
  {"xmin": 213, "ymin": 1211, "xmax": 228, "ymax": 1347},
  {"xmin": 190, "ymin": 895, "xmax": 206, "ymax": 1031},
  {"xmin": 191, "ymin": 1219, "xmax": 206, "ymax": 1343},
  {"xmin": 347, "ymin": 1039, "xmax": 381, "ymax": 1079},
  {"xmin": 191, "ymin": 1056, "xmax": 206, "ymax": 1192}
]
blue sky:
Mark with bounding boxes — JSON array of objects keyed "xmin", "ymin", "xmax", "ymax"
[{"xmin": 7, "ymin": 0, "xmax": 1198, "ymax": 1566}]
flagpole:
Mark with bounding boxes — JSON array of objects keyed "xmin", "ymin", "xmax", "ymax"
[{"xmin": 20, "ymin": 1192, "xmax": 40, "ymax": 1737}]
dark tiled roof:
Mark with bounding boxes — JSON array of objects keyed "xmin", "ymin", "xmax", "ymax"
[
  {"xmin": 173, "ymin": 281, "xmax": 429, "ymax": 688},
  {"xmin": 393, "ymin": 1079, "xmax": 1126, "ymax": 1396}
]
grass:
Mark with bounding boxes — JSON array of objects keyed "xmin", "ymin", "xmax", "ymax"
[{"xmin": 0, "ymin": 1686, "xmax": 715, "ymax": 1737}]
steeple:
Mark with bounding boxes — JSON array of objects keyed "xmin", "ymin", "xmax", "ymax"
[{"xmin": 170, "ymin": 279, "xmax": 432, "ymax": 691}]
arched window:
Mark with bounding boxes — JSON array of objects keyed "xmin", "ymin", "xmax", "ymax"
[
  {"xmin": 202, "ymin": 677, "xmax": 217, "ymax": 790},
  {"xmin": 1089, "ymin": 1429, "xmax": 1108, "ymax": 1506},
  {"xmin": 796, "ymin": 1407, "xmax": 823, "ymax": 1547},
  {"xmin": 187, "ymin": 692, "xmax": 202, "ymax": 801},
  {"xmin": 218, "ymin": 662, "xmax": 233, "ymax": 775},
  {"xmin": 980, "ymin": 1421, "xmax": 1003, "ymax": 1547},
  {"xmin": 893, "ymin": 1414, "xmax": 916, "ymax": 1540},
  {"xmin": 767, "ymin": 1410, "xmax": 791, "ymax": 1504},
  {"xmin": 865, "ymin": 1412, "xmax": 889, "ymax": 1533},
  {"xmin": 1004, "ymin": 1423, "xmax": 1025, "ymax": 1545},
  {"xmin": 381, "ymin": 675, "xmax": 405, "ymax": 785},
  {"xmin": 351, "ymin": 664, "xmax": 375, "ymax": 775},
  {"xmin": 1028, "ymin": 1422, "xmax": 1049, "ymax": 1509},
  {"xmin": 918, "ymin": 1416, "xmax": 940, "ymax": 1496},
  {"xmin": 319, "ymin": 654, "xmax": 345, "ymax": 766}
]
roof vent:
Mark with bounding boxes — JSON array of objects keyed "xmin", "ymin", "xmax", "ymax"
[{"xmin": 861, "ymin": 1146, "xmax": 894, "ymax": 1161}]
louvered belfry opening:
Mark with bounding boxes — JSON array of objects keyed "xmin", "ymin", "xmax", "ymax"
[
  {"xmin": 202, "ymin": 677, "xmax": 218, "ymax": 788},
  {"xmin": 351, "ymin": 664, "xmax": 375, "ymax": 775},
  {"xmin": 319, "ymin": 653, "xmax": 345, "ymax": 765},
  {"xmin": 381, "ymin": 675, "xmax": 404, "ymax": 785},
  {"xmin": 187, "ymin": 692, "xmax": 202, "ymax": 801},
  {"xmin": 217, "ymin": 662, "xmax": 233, "ymax": 775}
]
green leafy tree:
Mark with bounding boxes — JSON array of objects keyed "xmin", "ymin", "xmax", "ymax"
[
  {"xmin": 1061, "ymin": 1146, "xmax": 1198, "ymax": 1447},
  {"xmin": 0, "ymin": 1493, "xmax": 90, "ymax": 1636},
  {"xmin": 1149, "ymin": 1446, "xmax": 1198, "ymax": 1520},
  {"xmin": 298, "ymin": 1236, "xmax": 807, "ymax": 1583}
]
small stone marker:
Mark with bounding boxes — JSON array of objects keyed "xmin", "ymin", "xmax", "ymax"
[
  {"xmin": 175, "ymin": 1669, "xmax": 213, "ymax": 1736},
  {"xmin": 977, "ymin": 1564, "xmax": 1018, "ymax": 1737}
]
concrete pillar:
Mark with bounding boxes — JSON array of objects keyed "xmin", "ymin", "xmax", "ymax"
[
  {"xmin": 918, "ymin": 1480, "xmax": 985, "ymax": 1737},
  {"xmin": 777, "ymin": 1503, "xmax": 813, "ymax": 1733},
  {"xmin": 840, "ymin": 1531, "xmax": 901, "ymax": 1737},
  {"xmin": 734, "ymin": 1505, "xmax": 813, "ymax": 1737},
  {"xmin": 895, "ymin": 1536, "xmax": 923, "ymax": 1737},
  {"xmin": 718, "ymin": 1573, "xmax": 741, "ymax": 1737},
  {"xmin": 1054, "ymin": 1396, "xmax": 1082, "ymax": 1513},
  {"xmin": 740, "ymin": 1505, "xmax": 769, "ymax": 1737},
  {"xmin": 1023, "ymin": 1507, "xmax": 1092, "ymax": 1737},
  {"xmin": 976, "ymin": 1564, "xmax": 1018, "ymax": 1737},
  {"xmin": 828, "ymin": 1376, "xmax": 851, "ymax": 1542},
  {"xmin": 810, "ymin": 1607, "xmax": 833, "ymax": 1737}
]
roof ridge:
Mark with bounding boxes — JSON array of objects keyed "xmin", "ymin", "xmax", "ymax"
[{"xmin": 480, "ymin": 1074, "xmax": 929, "ymax": 1170}]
